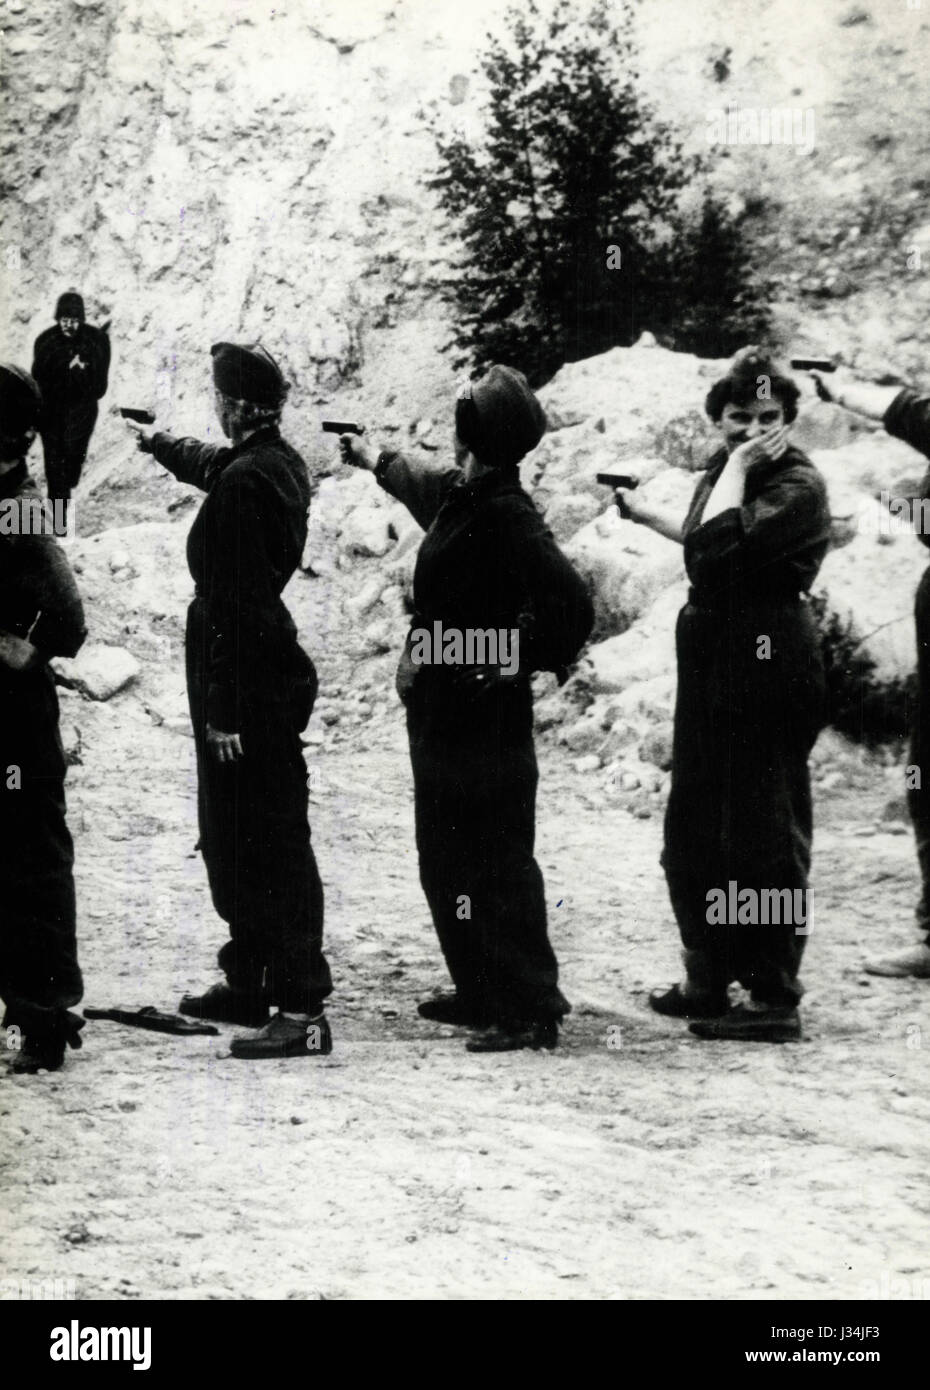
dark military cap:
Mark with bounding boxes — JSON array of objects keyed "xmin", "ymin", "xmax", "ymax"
[
  {"xmin": 0, "ymin": 362, "xmax": 42, "ymax": 437},
  {"xmin": 55, "ymin": 290, "xmax": 85, "ymax": 322},
  {"xmin": 456, "ymin": 363, "xmax": 547, "ymax": 467},
  {"xmin": 210, "ymin": 341, "xmax": 287, "ymax": 407}
]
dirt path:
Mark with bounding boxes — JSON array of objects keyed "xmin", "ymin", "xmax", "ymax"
[{"xmin": 3, "ymin": 682, "xmax": 930, "ymax": 1299}]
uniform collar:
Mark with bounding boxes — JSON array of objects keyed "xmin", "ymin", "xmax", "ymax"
[
  {"xmin": 227, "ymin": 423, "xmax": 281, "ymax": 461},
  {"xmin": 450, "ymin": 467, "xmax": 522, "ymax": 505}
]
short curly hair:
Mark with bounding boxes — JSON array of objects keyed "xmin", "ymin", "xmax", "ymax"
[
  {"xmin": 215, "ymin": 389, "xmax": 286, "ymax": 434},
  {"xmin": 705, "ymin": 347, "xmax": 800, "ymax": 424}
]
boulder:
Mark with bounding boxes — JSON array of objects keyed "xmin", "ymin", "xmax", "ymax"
[
  {"xmin": 54, "ymin": 644, "xmax": 140, "ymax": 701},
  {"xmin": 813, "ymin": 510, "xmax": 924, "ymax": 682},
  {"xmin": 565, "ymin": 507, "xmax": 685, "ymax": 638},
  {"xmin": 340, "ymin": 504, "xmax": 395, "ymax": 558},
  {"xmin": 586, "ymin": 586, "xmax": 683, "ymax": 694},
  {"xmin": 542, "ymin": 492, "xmax": 602, "ymax": 542}
]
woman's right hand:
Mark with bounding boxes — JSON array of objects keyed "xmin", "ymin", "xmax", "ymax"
[
  {"xmin": 614, "ymin": 486, "xmax": 643, "ymax": 523},
  {"xmin": 339, "ymin": 434, "xmax": 376, "ymax": 471},
  {"xmin": 727, "ymin": 425, "xmax": 789, "ymax": 472},
  {"xmin": 125, "ymin": 418, "xmax": 156, "ymax": 452}
]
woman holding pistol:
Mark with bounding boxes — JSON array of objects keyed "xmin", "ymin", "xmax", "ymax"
[
  {"xmin": 341, "ymin": 365, "xmax": 593, "ymax": 1052},
  {"xmin": 618, "ymin": 349, "xmax": 831, "ymax": 1042}
]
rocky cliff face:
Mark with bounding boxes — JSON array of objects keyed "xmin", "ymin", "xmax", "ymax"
[
  {"xmin": 1, "ymin": 0, "xmax": 504, "ymax": 454},
  {"xmin": 3, "ymin": 0, "xmax": 930, "ymax": 808},
  {"xmin": 3, "ymin": 0, "xmax": 930, "ymax": 444}
]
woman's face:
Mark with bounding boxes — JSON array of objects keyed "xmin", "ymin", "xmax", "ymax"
[
  {"xmin": 453, "ymin": 428, "xmax": 470, "ymax": 469},
  {"xmin": 718, "ymin": 397, "xmax": 786, "ymax": 454},
  {"xmin": 213, "ymin": 388, "xmax": 233, "ymax": 439}
]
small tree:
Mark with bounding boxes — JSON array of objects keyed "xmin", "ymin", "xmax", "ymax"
[{"xmin": 429, "ymin": 0, "xmax": 772, "ymax": 384}]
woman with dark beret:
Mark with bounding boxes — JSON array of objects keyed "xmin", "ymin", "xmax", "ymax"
[
  {"xmin": 617, "ymin": 349, "xmax": 831, "ymax": 1042},
  {"xmin": 127, "ymin": 343, "xmax": 333, "ymax": 1060},
  {"xmin": 0, "ymin": 362, "xmax": 88, "ymax": 1073},
  {"xmin": 341, "ymin": 365, "xmax": 593, "ymax": 1052}
]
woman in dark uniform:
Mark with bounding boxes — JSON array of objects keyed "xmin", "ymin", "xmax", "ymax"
[
  {"xmin": 0, "ymin": 362, "xmax": 87, "ymax": 1073},
  {"xmin": 810, "ymin": 366, "xmax": 930, "ymax": 980},
  {"xmin": 618, "ymin": 350, "xmax": 831, "ymax": 1042},
  {"xmin": 341, "ymin": 366, "xmax": 593, "ymax": 1052},
  {"xmin": 127, "ymin": 343, "xmax": 333, "ymax": 1060}
]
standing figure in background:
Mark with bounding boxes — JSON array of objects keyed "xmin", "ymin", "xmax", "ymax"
[
  {"xmin": 127, "ymin": 342, "xmax": 333, "ymax": 1060},
  {"xmin": 0, "ymin": 363, "xmax": 88, "ymax": 1074},
  {"xmin": 618, "ymin": 350, "xmax": 831, "ymax": 1042},
  {"xmin": 810, "ymin": 366, "xmax": 930, "ymax": 980},
  {"xmin": 31, "ymin": 290, "xmax": 111, "ymax": 527},
  {"xmin": 341, "ymin": 365, "xmax": 593, "ymax": 1053}
]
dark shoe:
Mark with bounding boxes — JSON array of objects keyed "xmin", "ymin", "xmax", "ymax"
[
  {"xmin": 689, "ymin": 1003, "xmax": 802, "ymax": 1043},
  {"xmin": 864, "ymin": 943, "xmax": 930, "ymax": 978},
  {"xmin": 8, "ymin": 1010, "xmax": 84, "ymax": 1074},
  {"xmin": 649, "ymin": 982, "xmax": 728, "ymax": 1019},
  {"xmin": 179, "ymin": 983, "xmax": 268, "ymax": 1028},
  {"xmin": 11, "ymin": 1035, "xmax": 67, "ymax": 1074},
  {"xmin": 229, "ymin": 1012, "xmax": 333, "ymax": 1059},
  {"xmin": 417, "ymin": 993, "xmax": 495, "ymax": 1027},
  {"xmin": 466, "ymin": 1019, "xmax": 559, "ymax": 1053}
]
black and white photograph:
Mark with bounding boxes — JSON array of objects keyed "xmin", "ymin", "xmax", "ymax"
[{"xmin": 1, "ymin": 0, "xmax": 928, "ymax": 1340}]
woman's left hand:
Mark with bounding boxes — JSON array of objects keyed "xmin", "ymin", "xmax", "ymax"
[
  {"xmin": 206, "ymin": 724, "xmax": 243, "ymax": 763},
  {"xmin": 454, "ymin": 664, "xmax": 520, "ymax": 697},
  {"xmin": 0, "ymin": 631, "xmax": 40, "ymax": 674}
]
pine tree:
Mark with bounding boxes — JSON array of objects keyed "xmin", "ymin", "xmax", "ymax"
[{"xmin": 429, "ymin": 0, "xmax": 771, "ymax": 385}]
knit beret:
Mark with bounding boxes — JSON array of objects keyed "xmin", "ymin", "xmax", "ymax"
[
  {"xmin": 55, "ymin": 291, "xmax": 85, "ymax": 322},
  {"xmin": 0, "ymin": 362, "xmax": 42, "ymax": 437},
  {"xmin": 458, "ymin": 364, "xmax": 547, "ymax": 467},
  {"xmin": 211, "ymin": 341, "xmax": 287, "ymax": 407}
]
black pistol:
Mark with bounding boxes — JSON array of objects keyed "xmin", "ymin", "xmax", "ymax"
[
  {"xmin": 322, "ymin": 420, "xmax": 365, "ymax": 436},
  {"xmin": 596, "ymin": 472, "xmax": 640, "ymax": 489},
  {"xmin": 117, "ymin": 407, "xmax": 156, "ymax": 424},
  {"xmin": 790, "ymin": 358, "xmax": 836, "ymax": 373}
]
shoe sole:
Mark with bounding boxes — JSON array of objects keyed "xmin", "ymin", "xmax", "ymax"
[
  {"xmin": 863, "ymin": 965, "xmax": 930, "ymax": 978},
  {"xmin": 649, "ymin": 999, "xmax": 728, "ymax": 1020},
  {"xmin": 689, "ymin": 1026, "xmax": 801, "ymax": 1043},
  {"xmin": 466, "ymin": 1029, "xmax": 559, "ymax": 1053},
  {"xmin": 228, "ymin": 1043, "xmax": 333, "ymax": 1059}
]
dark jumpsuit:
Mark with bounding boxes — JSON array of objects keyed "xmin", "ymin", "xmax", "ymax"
[
  {"xmin": 663, "ymin": 444, "xmax": 831, "ymax": 1006},
  {"xmin": 882, "ymin": 390, "xmax": 930, "ymax": 943},
  {"xmin": 0, "ymin": 461, "xmax": 87, "ymax": 1039},
  {"xmin": 148, "ymin": 425, "xmax": 331, "ymax": 1015},
  {"xmin": 32, "ymin": 325, "xmax": 110, "ymax": 503},
  {"xmin": 376, "ymin": 451, "xmax": 593, "ymax": 1024}
]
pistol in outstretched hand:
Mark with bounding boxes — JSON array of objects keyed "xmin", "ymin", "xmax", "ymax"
[
  {"xmin": 790, "ymin": 358, "xmax": 836, "ymax": 373},
  {"xmin": 321, "ymin": 419, "xmax": 365, "ymax": 436},
  {"xmin": 596, "ymin": 472, "xmax": 640, "ymax": 489}
]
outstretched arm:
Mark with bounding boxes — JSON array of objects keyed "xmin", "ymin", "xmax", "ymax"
[
  {"xmin": 809, "ymin": 369, "xmax": 901, "ymax": 425},
  {"xmin": 614, "ymin": 487, "xmax": 685, "ymax": 544},
  {"xmin": 126, "ymin": 420, "xmax": 228, "ymax": 491},
  {"xmin": 339, "ymin": 434, "xmax": 461, "ymax": 531}
]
